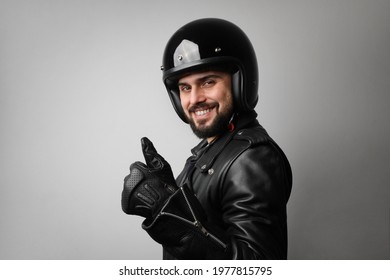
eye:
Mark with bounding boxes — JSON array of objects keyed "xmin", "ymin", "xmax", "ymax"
[
  {"xmin": 202, "ymin": 79, "xmax": 216, "ymax": 88},
  {"xmin": 179, "ymin": 84, "xmax": 191, "ymax": 93}
]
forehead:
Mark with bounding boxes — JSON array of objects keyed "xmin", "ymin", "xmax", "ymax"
[{"xmin": 178, "ymin": 70, "xmax": 230, "ymax": 84}]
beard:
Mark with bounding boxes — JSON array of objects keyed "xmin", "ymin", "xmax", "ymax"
[{"xmin": 186, "ymin": 104, "xmax": 234, "ymax": 139}]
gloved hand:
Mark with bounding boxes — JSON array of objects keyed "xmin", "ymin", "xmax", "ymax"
[
  {"xmin": 121, "ymin": 137, "xmax": 178, "ymax": 219},
  {"xmin": 122, "ymin": 138, "xmax": 228, "ymax": 259}
]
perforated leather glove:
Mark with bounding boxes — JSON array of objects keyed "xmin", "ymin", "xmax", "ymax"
[
  {"xmin": 122, "ymin": 137, "xmax": 228, "ymax": 259},
  {"xmin": 121, "ymin": 137, "xmax": 178, "ymax": 219}
]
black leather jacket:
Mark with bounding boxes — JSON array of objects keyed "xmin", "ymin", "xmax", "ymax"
[{"xmin": 158, "ymin": 111, "xmax": 292, "ymax": 259}]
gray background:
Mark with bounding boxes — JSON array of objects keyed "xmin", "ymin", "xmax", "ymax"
[{"xmin": 1, "ymin": 0, "xmax": 389, "ymax": 259}]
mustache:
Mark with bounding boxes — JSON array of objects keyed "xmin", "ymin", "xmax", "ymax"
[{"xmin": 188, "ymin": 102, "xmax": 218, "ymax": 113}]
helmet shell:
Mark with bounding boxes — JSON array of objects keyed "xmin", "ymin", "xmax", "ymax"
[{"xmin": 162, "ymin": 18, "xmax": 258, "ymax": 122}]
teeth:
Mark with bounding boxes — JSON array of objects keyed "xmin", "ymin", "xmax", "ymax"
[{"xmin": 195, "ymin": 108, "xmax": 211, "ymax": 116}]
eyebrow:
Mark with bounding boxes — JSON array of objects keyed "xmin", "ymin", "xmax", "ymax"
[{"xmin": 177, "ymin": 74, "xmax": 223, "ymax": 87}]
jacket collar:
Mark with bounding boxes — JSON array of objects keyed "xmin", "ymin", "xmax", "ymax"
[{"xmin": 191, "ymin": 110, "xmax": 258, "ymax": 173}]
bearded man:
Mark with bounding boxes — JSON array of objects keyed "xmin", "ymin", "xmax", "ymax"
[{"xmin": 121, "ymin": 18, "xmax": 292, "ymax": 260}]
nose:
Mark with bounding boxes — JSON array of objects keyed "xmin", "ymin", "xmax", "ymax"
[{"xmin": 189, "ymin": 86, "xmax": 206, "ymax": 105}]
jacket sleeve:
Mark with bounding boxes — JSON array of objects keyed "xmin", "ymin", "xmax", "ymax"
[{"xmin": 220, "ymin": 143, "xmax": 292, "ymax": 259}]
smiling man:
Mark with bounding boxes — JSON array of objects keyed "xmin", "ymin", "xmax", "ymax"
[
  {"xmin": 121, "ymin": 18, "xmax": 293, "ymax": 259},
  {"xmin": 178, "ymin": 70, "xmax": 233, "ymax": 142}
]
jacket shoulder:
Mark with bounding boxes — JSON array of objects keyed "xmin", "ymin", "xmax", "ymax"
[{"xmin": 233, "ymin": 125, "xmax": 271, "ymax": 146}]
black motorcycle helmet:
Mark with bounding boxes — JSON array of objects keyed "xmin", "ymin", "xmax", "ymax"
[{"xmin": 161, "ymin": 18, "xmax": 259, "ymax": 123}]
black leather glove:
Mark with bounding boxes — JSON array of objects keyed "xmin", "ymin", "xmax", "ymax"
[
  {"xmin": 121, "ymin": 137, "xmax": 178, "ymax": 219},
  {"xmin": 122, "ymin": 137, "xmax": 228, "ymax": 259}
]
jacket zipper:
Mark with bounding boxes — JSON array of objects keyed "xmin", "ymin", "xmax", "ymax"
[{"xmin": 160, "ymin": 211, "xmax": 227, "ymax": 250}]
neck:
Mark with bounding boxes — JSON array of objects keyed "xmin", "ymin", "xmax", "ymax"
[{"xmin": 207, "ymin": 136, "xmax": 217, "ymax": 144}]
